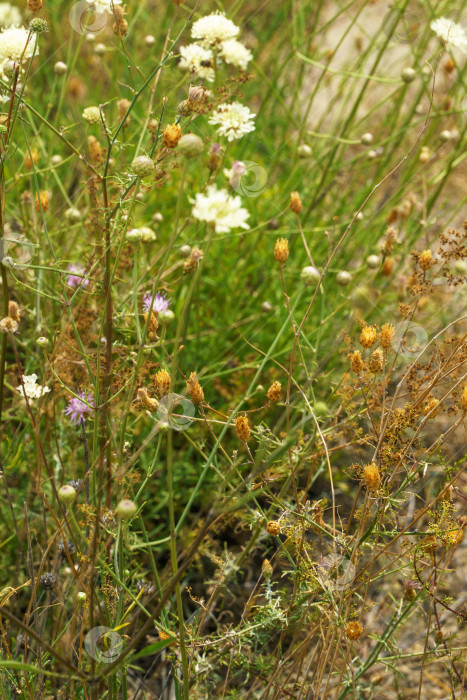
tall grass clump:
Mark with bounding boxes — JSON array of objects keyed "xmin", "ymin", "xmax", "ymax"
[{"xmin": 0, "ymin": 0, "xmax": 466, "ymax": 698}]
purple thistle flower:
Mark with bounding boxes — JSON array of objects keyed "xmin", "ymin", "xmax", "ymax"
[
  {"xmin": 67, "ymin": 264, "xmax": 89, "ymax": 289},
  {"xmin": 143, "ymin": 291, "xmax": 171, "ymax": 314},
  {"xmin": 63, "ymin": 390, "xmax": 94, "ymax": 425}
]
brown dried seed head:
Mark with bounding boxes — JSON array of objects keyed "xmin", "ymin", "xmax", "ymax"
[
  {"xmin": 163, "ymin": 124, "xmax": 182, "ymax": 148},
  {"xmin": 419, "ymin": 249, "xmax": 433, "ymax": 271},
  {"xmin": 267, "ymin": 381, "xmax": 281, "ymax": 401},
  {"xmin": 350, "ymin": 350, "xmax": 364, "ymax": 374},
  {"xmin": 25, "ymin": 148, "xmax": 39, "ymax": 169},
  {"xmin": 35, "ymin": 190, "xmax": 49, "ymax": 212},
  {"xmin": 113, "ymin": 18, "xmax": 128, "ymax": 37},
  {"xmin": 379, "ymin": 323, "xmax": 394, "ymax": 350},
  {"xmin": 290, "ymin": 191, "xmax": 303, "ymax": 214},
  {"xmin": 369, "ymin": 347, "xmax": 384, "ymax": 373},
  {"xmin": 88, "ymin": 135, "xmax": 103, "ymax": 162},
  {"xmin": 363, "ymin": 462, "xmax": 381, "ymax": 490},
  {"xmin": 235, "ymin": 415, "xmax": 250, "ymax": 441},
  {"xmin": 274, "ymin": 238, "xmax": 289, "ymax": 263},
  {"xmin": 360, "ymin": 325, "xmax": 377, "ymax": 349},
  {"xmin": 137, "ymin": 387, "xmax": 159, "ymax": 412},
  {"xmin": 8, "ymin": 301, "xmax": 20, "ymax": 323},
  {"xmin": 459, "ymin": 386, "xmax": 467, "ymax": 412},
  {"xmin": 261, "ymin": 558, "xmax": 273, "ymax": 578},
  {"xmin": 381, "ymin": 257, "xmax": 394, "ymax": 276},
  {"xmin": 266, "ymin": 520, "xmax": 280, "ymax": 536},
  {"xmin": 187, "ymin": 372, "xmax": 204, "ymax": 404},
  {"xmin": 27, "ymin": 0, "xmax": 43, "ymax": 11},
  {"xmin": 155, "ymin": 369, "xmax": 171, "ymax": 398},
  {"xmin": 143, "ymin": 311, "xmax": 158, "ymax": 339},
  {"xmin": 118, "ymin": 98, "xmax": 131, "ymax": 126},
  {"xmin": 423, "ymin": 397, "xmax": 439, "ymax": 418},
  {"xmin": 345, "ymin": 621, "xmax": 363, "ymax": 641},
  {"xmin": 0, "ymin": 317, "xmax": 19, "ymax": 334}
]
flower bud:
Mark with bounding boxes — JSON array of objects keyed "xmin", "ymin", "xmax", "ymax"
[
  {"xmin": 300, "ymin": 266, "xmax": 320, "ymax": 286},
  {"xmin": 298, "ymin": 144, "xmax": 312, "ymax": 158},
  {"xmin": 177, "ymin": 133, "xmax": 204, "ymax": 158},
  {"xmin": 131, "ymin": 155, "xmax": 155, "ymax": 177},
  {"xmin": 82, "ymin": 106, "xmax": 102, "ymax": 125},
  {"xmin": 401, "ymin": 67, "xmax": 416, "ymax": 83},
  {"xmin": 116, "ymin": 499, "xmax": 138, "ymax": 520},
  {"xmin": 36, "ymin": 336, "xmax": 49, "ymax": 347},
  {"xmin": 366, "ymin": 254, "xmax": 380, "ymax": 268},
  {"xmin": 58, "ymin": 484, "xmax": 76, "ymax": 503},
  {"xmin": 65, "ymin": 207, "xmax": 82, "ymax": 223},
  {"xmin": 361, "ymin": 132, "xmax": 373, "ymax": 145},
  {"xmin": 336, "ymin": 270, "xmax": 352, "ymax": 286}
]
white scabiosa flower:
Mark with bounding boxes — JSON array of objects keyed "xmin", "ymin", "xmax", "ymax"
[
  {"xmin": 179, "ymin": 44, "xmax": 214, "ymax": 82},
  {"xmin": 192, "ymin": 185, "xmax": 250, "ymax": 233},
  {"xmin": 17, "ymin": 374, "xmax": 50, "ymax": 400},
  {"xmin": 0, "ymin": 26, "xmax": 38, "ymax": 63},
  {"xmin": 0, "ymin": 3, "xmax": 21, "ymax": 28},
  {"xmin": 430, "ymin": 17, "xmax": 467, "ymax": 52},
  {"xmin": 220, "ymin": 39, "xmax": 252, "ymax": 70},
  {"xmin": 87, "ymin": 0, "xmax": 122, "ymax": 14},
  {"xmin": 208, "ymin": 101, "xmax": 256, "ymax": 141},
  {"xmin": 191, "ymin": 12, "xmax": 239, "ymax": 46}
]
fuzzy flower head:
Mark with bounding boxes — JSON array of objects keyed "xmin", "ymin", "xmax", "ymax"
[
  {"xmin": 430, "ymin": 17, "xmax": 467, "ymax": 52},
  {"xmin": 17, "ymin": 374, "xmax": 50, "ymax": 400},
  {"xmin": 179, "ymin": 44, "xmax": 214, "ymax": 82},
  {"xmin": 143, "ymin": 291, "xmax": 171, "ymax": 314},
  {"xmin": 220, "ymin": 39, "xmax": 252, "ymax": 70},
  {"xmin": 64, "ymin": 389, "xmax": 94, "ymax": 425},
  {"xmin": 0, "ymin": 3, "xmax": 22, "ymax": 28},
  {"xmin": 191, "ymin": 12, "xmax": 239, "ymax": 46},
  {"xmin": 0, "ymin": 26, "xmax": 38, "ymax": 63},
  {"xmin": 192, "ymin": 185, "xmax": 250, "ymax": 233},
  {"xmin": 86, "ymin": 0, "xmax": 122, "ymax": 14},
  {"xmin": 208, "ymin": 102, "xmax": 255, "ymax": 141},
  {"xmin": 66, "ymin": 264, "xmax": 89, "ymax": 289}
]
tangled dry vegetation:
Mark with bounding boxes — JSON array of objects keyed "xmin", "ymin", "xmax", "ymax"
[{"xmin": 0, "ymin": 0, "xmax": 466, "ymax": 698}]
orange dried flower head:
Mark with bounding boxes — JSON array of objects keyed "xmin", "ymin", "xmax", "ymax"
[
  {"xmin": 424, "ymin": 397, "xmax": 439, "ymax": 418},
  {"xmin": 419, "ymin": 249, "xmax": 433, "ymax": 271},
  {"xmin": 267, "ymin": 381, "xmax": 281, "ymax": 401},
  {"xmin": 137, "ymin": 387, "xmax": 159, "ymax": 412},
  {"xmin": 350, "ymin": 350, "xmax": 364, "ymax": 374},
  {"xmin": 266, "ymin": 520, "xmax": 280, "ymax": 536},
  {"xmin": 459, "ymin": 386, "xmax": 467, "ymax": 412},
  {"xmin": 274, "ymin": 238, "xmax": 289, "ymax": 263},
  {"xmin": 235, "ymin": 415, "xmax": 250, "ymax": 442},
  {"xmin": 35, "ymin": 191, "xmax": 49, "ymax": 212},
  {"xmin": 290, "ymin": 191, "xmax": 303, "ymax": 214},
  {"xmin": 27, "ymin": 0, "xmax": 42, "ymax": 10},
  {"xmin": 379, "ymin": 323, "xmax": 394, "ymax": 350},
  {"xmin": 369, "ymin": 347, "xmax": 384, "ymax": 373},
  {"xmin": 143, "ymin": 311, "xmax": 158, "ymax": 339},
  {"xmin": 345, "ymin": 621, "xmax": 363, "ymax": 640},
  {"xmin": 262, "ymin": 558, "xmax": 273, "ymax": 578},
  {"xmin": 360, "ymin": 325, "xmax": 377, "ymax": 349},
  {"xmin": 155, "ymin": 369, "xmax": 171, "ymax": 398},
  {"xmin": 163, "ymin": 124, "xmax": 182, "ymax": 148},
  {"xmin": 187, "ymin": 372, "xmax": 204, "ymax": 404},
  {"xmin": 25, "ymin": 148, "xmax": 39, "ymax": 169},
  {"xmin": 381, "ymin": 257, "xmax": 394, "ymax": 276},
  {"xmin": 8, "ymin": 301, "xmax": 20, "ymax": 323},
  {"xmin": 88, "ymin": 135, "xmax": 103, "ymax": 163},
  {"xmin": 363, "ymin": 462, "xmax": 381, "ymax": 490}
]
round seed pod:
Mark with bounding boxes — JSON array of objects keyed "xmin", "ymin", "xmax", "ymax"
[
  {"xmin": 300, "ymin": 265, "xmax": 320, "ymax": 286},
  {"xmin": 131, "ymin": 156, "xmax": 155, "ymax": 178},
  {"xmin": 116, "ymin": 499, "xmax": 137, "ymax": 520},
  {"xmin": 336, "ymin": 270, "xmax": 352, "ymax": 286},
  {"xmin": 401, "ymin": 67, "xmax": 416, "ymax": 83}
]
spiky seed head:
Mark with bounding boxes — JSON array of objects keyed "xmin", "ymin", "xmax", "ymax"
[
  {"xmin": 274, "ymin": 238, "xmax": 289, "ymax": 263},
  {"xmin": 266, "ymin": 520, "xmax": 280, "ymax": 536},
  {"xmin": 360, "ymin": 325, "xmax": 377, "ymax": 349},
  {"xmin": 345, "ymin": 621, "xmax": 363, "ymax": 640},
  {"xmin": 363, "ymin": 462, "xmax": 381, "ymax": 490}
]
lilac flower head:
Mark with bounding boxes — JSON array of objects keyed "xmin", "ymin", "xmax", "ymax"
[
  {"xmin": 143, "ymin": 291, "xmax": 171, "ymax": 314},
  {"xmin": 64, "ymin": 390, "xmax": 95, "ymax": 425},
  {"xmin": 67, "ymin": 264, "xmax": 89, "ymax": 289}
]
